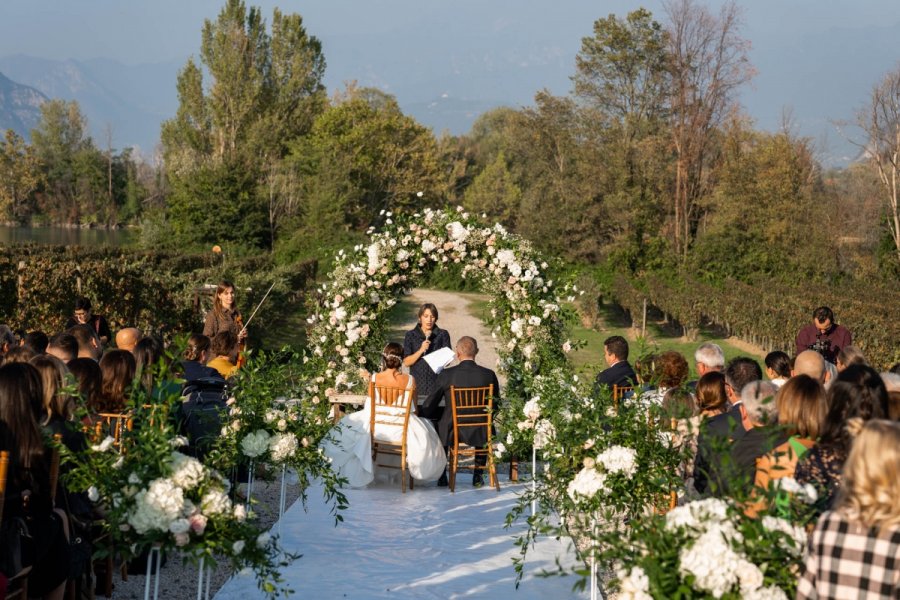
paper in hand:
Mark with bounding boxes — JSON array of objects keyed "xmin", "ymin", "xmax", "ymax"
[{"xmin": 423, "ymin": 347, "xmax": 455, "ymax": 374}]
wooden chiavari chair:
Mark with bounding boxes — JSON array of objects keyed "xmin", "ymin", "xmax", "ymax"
[
  {"xmin": 369, "ymin": 380, "xmax": 417, "ymax": 493},
  {"xmin": 0, "ymin": 450, "xmax": 31, "ymax": 600},
  {"xmin": 448, "ymin": 385, "xmax": 499, "ymax": 492}
]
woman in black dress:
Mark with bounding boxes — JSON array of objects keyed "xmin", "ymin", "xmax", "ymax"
[{"xmin": 402, "ymin": 303, "xmax": 452, "ymax": 401}]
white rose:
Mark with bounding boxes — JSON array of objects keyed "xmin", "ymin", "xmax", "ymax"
[
  {"xmin": 88, "ymin": 486, "xmax": 100, "ymax": 502},
  {"xmin": 256, "ymin": 532, "xmax": 271, "ymax": 548},
  {"xmin": 91, "ymin": 436, "xmax": 116, "ymax": 453},
  {"xmin": 232, "ymin": 540, "xmax": 245, "ymax": 554}
]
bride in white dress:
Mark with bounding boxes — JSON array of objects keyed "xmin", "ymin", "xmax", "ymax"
[{"xmin": 322, "ymin": 343, "xmax": 447, "ymax": 487}]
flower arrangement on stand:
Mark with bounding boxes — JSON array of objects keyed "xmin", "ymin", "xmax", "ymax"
[
  {"xmin": 208, "ymin": 349, "xmax": 349, "ymax": 521},
  {"xmin": 62, "ymin": 384, "xmax": 298, "ymax": 598},
  {"xmin": 504, "ymin": 373, "xmax": 690, "ymax": 589},
  {"xmin": 602, "ymin": 497, "xmax": 808, "ymax": 599}
]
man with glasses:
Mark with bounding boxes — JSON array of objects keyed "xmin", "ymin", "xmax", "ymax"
[{"xmin": 65, "ymin": 297, "xmax": 111, "ymax": 346}]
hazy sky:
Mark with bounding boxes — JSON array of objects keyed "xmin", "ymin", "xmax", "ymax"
[{"xmin": 2, "ymin": 1, "xmax": 899, "ymax": 163}]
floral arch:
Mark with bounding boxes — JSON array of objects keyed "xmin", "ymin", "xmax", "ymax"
[{"xmin": 303, "ymin": 206, "xmax": 573, "ymax": 454}]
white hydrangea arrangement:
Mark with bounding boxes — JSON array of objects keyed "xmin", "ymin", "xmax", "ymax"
[
  {"xmin": 602, "ymin": 497, "xmax": 806, "ymax": 599},
  {"xmin": 62, "ymin": 394, "xmax": 299, "ymax": 598}
]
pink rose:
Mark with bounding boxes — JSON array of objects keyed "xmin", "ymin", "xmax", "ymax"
[{"xmin": 189, "ymin": 514, "xmax": 208, "ymax": 535}]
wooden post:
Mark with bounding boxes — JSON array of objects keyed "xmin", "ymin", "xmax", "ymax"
[
  {"xmin": 75, "ymin": 268, "xmax": 82, "ymax": 294},
  {"xmin": 642, "ymin": 298, "xmax": 647, "ymax": 338}
]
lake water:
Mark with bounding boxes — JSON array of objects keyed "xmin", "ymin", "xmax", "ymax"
[{"xmin": 0, "ymin": 225, "xmax": 136, "ymax": 247}]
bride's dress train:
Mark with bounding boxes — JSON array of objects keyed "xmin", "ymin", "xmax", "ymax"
[{"xmin": 322, "ymin": 375, "xmax": 447, "ymax": 487}]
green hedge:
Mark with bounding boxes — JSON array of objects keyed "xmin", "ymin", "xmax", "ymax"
[{"xmin": 0, "ymin": 245, "xmax": 317, "ymax": 341}]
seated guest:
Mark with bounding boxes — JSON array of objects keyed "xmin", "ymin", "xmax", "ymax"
[
  {"xmin": 47, "ymin": 332, "xmax": 78, "ymax": 363},
  {"xmin": 751, "ymin": 375, "xmax": 825, "ymax": 514},
  {"xmin": 67, "ymin": 323, "xmax": 103, "ymax": 360},
  {"xmin": 422, "ymin": 336, "xmax": 501, "ymax": 487},
  {"xmin": 23, "ymin": 330, "xmax": 49, "ymax": 354},
  {"xmin": 763, "ymin": 350, "xmax": 791, "ymax": 388},
  {"xmin": 835, "ymin": 345, "xmax": 866, "ymax": 372},
  {"xmin": 694, "ymin": 342, "xmax": 725, "ymax": 378},
  {"xmin": 719, "ymin": 380, "xmax": 786, "ymax": 498},
  {"xmin": 693, "ymin": 357, "xmax": 763, "ymax": 495},
  {"xmin": 593, "ymin": 335, "xmax": 637, "ymax": 392},
  {"xmin": 795, "ymin": 306, "xmax": 851, "ymax": 364},
  {"xmin": 31, "ymin": 354, "xmax": 86, "ymax": 454},
  {"xmin": 882, "ymin": 372, "xmax": 900, "ymax": 421},
  {"xmin": 0, "ymin": 362, "xmax": 70, "ymax": 598},
  {"xmin": 0, "ymin": 324, "xmax": 16, "ymax": 355},
  {"xmin": 97, "ymin": 349, "xmax": 136, "ymax": 413},
  {"xmin": 134, "ymin": 336, "xmax": 179, "ymax": 400},
  {"xmin": 68, "ymin": 357, "xmax": 104, "ymax": 417},
  {"xmin": 2, "ymin": 345, "xmax": 36, "ymax": 365},
  {"xmin": 115, "ymin": 327, "xmax": 142, "ymax": 353},
  {"xmin": 795, "ymin": 364, "xmax": 889, "ymax": 516},
  {"xmin": 690, "ymin": 372, "xmax": 729, "ymax": 495},
  {"xmin": 181, "ymin": 334, "xmax": 223, "ymax": 382},
  {"xmin": 65, "ymin": 296, "xmax": 112, "ymax": 346},
  {"xmin": 207, "ymin": 330, "xmax": 239, "ymax": 379},
  {"xmin": 640, "ymin": 351, "xmax": 690, "ymax": 406},
  {"xmin": 793, "ymin": 349, "xmax": 827, "ymax": 383},
  {"xmin": 797, "ymin": 420, "xmax": 900, "ymax": 600}
]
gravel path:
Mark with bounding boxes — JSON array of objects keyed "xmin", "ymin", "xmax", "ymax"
[{"xmin": 105, "ymin": 289, "xmax": 501, "ymax": 599}]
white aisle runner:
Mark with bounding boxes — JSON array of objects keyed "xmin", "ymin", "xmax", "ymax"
[{"xmin": 215, "ymin": 477, "xmax": 588, "ymax": 599}]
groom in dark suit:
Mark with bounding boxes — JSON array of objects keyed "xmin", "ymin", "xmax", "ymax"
[
  {"xmin": 593, "ymin": 335, "xmax": 636, "ymax": 393},
  {"xmin": 421, "ymin": 336, "xmax": 501, "ymax": 487}
]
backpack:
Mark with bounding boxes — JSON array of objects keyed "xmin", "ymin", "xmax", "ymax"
[{"xmin": 177, "ymin": 377, "xmax": 228, "ymax": 460}]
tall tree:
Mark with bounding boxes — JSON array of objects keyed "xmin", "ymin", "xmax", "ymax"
[
  {"xmin": 160, "ymin": 0, "xmax": 326, "ymax": 248},
  {"xmin": 664, "ymin": 0, "xmax": 753, "ymax": 258},
  {"xmin": 854, "ymin": 65, "xmax": 900, "ymax": 263},
  {"xmin": 0, "ymin": 130, "xmax": 44, "ymax": 221}
]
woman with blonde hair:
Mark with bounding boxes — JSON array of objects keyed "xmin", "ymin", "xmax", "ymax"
[{"xmin": 797, "ymin": 420, "xmax": 900, "ymax": 599}]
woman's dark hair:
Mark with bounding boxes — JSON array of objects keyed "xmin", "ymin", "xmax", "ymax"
[
  {"xmin": 134, "ymin": 336, "xmax": 165, "ymax": 391},
  {"xmin": 211, "ymin": 330, "xmax": 237, "ymax": 358},
  {"xmin": 696, "ymin": 371, "xmax": 728, "ymax": 414},
  {"xmin": 99, "ymin": 350, "xmax": 136, "ymax": 412},
  {"xmin": 30, "ymin": 354, "xmax": 73, "ymax": 423},
  {"xmin": 2, "ymin": 345, "xmax": 36, "ymax": 365},
  {"xmin": 23, "ymin": 330, "xmax": 49, "ymax": 354},
  {"xmin": 213, "ymin": 280, "xmax": 236, "ymax": 318},
  {"xmin": 381, "ymin": 342, "xmax": 404, "ymax": 371},
  {"xmin": 183, "ymin": 334, "xmax": 211, "ymax": 362},
  {"xmin": 819, "ymin": 364, "xmax": 888, "ymax": 451},
  {"xmin": 662, "ymin": 387, "xmax": 696, "ymax": 421},
  {"xmin": 416, "ymin": 303, "xmax": 439, "ymax": 323},
  {"xmin": 67, "ymin": 357, "xmax": 103, "ymax": 414},
  {"xmin": 764, "ymin": 351, "xmax": 792, "ymax": 378},
  {"xmin": 0, "ymin": 362, "xmax": 46, "ymax": 471}
]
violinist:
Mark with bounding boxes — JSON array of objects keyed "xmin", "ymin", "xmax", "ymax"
[{"xmin": 203, "ymin": 280, "xmax": 248, "ymax": 349}]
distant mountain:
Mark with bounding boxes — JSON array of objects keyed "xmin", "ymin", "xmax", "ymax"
[
  {"xmin": 0, "ymin": 54, "xmax": 181, "ymax": 156},
  {"xmin": 0, "ymin": 71, "xmax": 47, "ymax": 138}
]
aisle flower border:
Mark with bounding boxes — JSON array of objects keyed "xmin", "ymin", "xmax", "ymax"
[{"xmin": 303, "ymin": 206, "xmax": 573, "ymax": 452}]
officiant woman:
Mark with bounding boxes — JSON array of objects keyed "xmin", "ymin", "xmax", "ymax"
[{"xmin": 402, "ymin": 303, "xmax": 452, "ymax": 400}]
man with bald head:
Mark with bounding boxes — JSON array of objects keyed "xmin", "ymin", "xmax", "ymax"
[
  {"xmin": 115, "ymin": 327, "xmax": 142, "ymax": 353},
  {"xmin": 422, "ymin": 336, "xmax": 501, "ymax": 487},
  {"xmin": 792, "ymin": 350, "xmax": 826, "ymax": 383}
]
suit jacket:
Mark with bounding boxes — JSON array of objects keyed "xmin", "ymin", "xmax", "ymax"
[
  {"xmin": 593, "ymin": 361, "xmax": 637, "ymax": 392},
  {"xmin": 421, "ymin": 360, "xmax": 501, "ymax": 448},
  {"xmin": 693, "ymin": 403, "xmax": 747, "ymax": 495}
]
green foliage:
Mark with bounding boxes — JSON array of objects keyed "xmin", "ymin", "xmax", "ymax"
[
  {"xmin": 462, "ymin": 151, "xmax": 521, "ymax": 228},
  {"xmin": 161, "ymin": 0, "xmax": 326, "ymax": 249},
  {"xmin": 0, "ymin": 245, "xmax": 316, "ymax": 345}
]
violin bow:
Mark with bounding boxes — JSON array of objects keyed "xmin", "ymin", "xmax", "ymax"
[{"xmin": 240, "ymin": 281, "xmax": 277, "ymax": 333}]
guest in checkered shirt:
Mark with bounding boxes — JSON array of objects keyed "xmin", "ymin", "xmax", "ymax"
[{"xmin": 797, "ymin": 419, "xmax": 900, "ymax": 599}]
